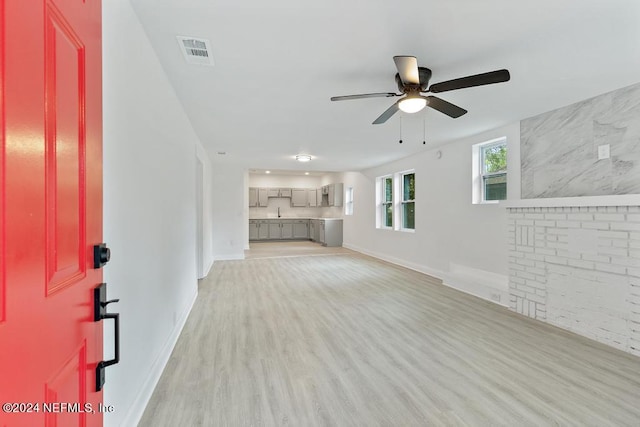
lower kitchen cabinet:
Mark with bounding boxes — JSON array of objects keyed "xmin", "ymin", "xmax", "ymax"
[{"xmin": 249, "ymin": 218, "xmax": 339, "ymax": 244}]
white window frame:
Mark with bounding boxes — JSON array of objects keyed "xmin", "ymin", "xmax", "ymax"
[
  {"xmin": 376, "ymin": 175, "xmax": 394, "ymax": 229},
  {"xmin": 472, "ymin": 137, "xmax": 507, "ymax": 204},
  {"xmin": 400, "ymin": 171, "xmax": 415, "ymax": 232},
  {"xmin": 345, "ymin": 187, "xmax": 354, "ymax": 216}
]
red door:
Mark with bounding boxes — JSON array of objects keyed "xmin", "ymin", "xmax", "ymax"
[{"xmin": 0, "ymin": 0, "xmax": 104, "ymax": 426}]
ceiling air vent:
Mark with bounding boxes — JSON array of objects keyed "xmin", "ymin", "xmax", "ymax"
[{"xmin": 176, "ymin": 36, "xmax": 214, "ymax": 66}]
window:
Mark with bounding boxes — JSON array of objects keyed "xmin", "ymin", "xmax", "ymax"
[
  {"xmin": 381, "ymin": 176, "xmax": 393, "ymax": 228},
  {"xmin": 472, "ymin": 138, "xmax": 507, "ymax": 203},
  {"xmin": 376, "ymin": 171, "xmax": 415, "ymax": 230},
  {"xmin": 401, "ymin": 172, "xmax": 415, "ymax": 230},
  {"xmin": 345, "ymin": 187, "xmax": 354, "ymax": 215}
]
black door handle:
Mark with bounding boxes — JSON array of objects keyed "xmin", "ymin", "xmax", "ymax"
[
  {"xmin": 94, "ymin": 243, "xmax": 111, "ymax": 268},
  {"xmin": 94, "ymin": 283, "xmax": 120, "ymax": 391}
]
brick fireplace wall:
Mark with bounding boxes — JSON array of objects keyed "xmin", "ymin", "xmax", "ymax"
[{"xmin": 508, "ymin": 205, "xmax": 640, "ymax": 356}]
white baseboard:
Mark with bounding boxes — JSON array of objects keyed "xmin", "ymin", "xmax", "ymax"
[
  {"xmin": 202, "ymin": 257, "xmax": 214, "ymax": 277},
  {"xmin": 214, "ymin": 252, "xmax": 245, "ymax": 261},
  {"xmin": 118, "ymin": 289, "xmax": 198, "ymax": 427},
  {"xmin": 343, "ymin": 243, "xmax": 445, "ymax": 280},
  {"xmin": 343, "ymin": 242, "xmax": 508, "ymax": 307}
]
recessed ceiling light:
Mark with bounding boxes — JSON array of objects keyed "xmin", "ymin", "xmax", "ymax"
[
  {"xmin": 305, "ymin": 172, "xmax": 310, "ymax": 175},
  {"xmin": 265, "ymin": 170, "xmax": 271, "ymax": 174},
  {"xmin": 296, "ymin": 155, "xmax": 312, "ymax": 162}
]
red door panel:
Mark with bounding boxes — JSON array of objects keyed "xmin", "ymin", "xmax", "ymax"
[{"xmin": 0, "ymin": 0, "xmax": 103, "ymax": 426}]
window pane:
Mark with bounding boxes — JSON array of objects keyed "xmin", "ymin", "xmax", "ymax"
[
  {"xmin": 403, "ymin": 202, "xmax": 415, "ymax": 229},
  {"xmin": 483, "ymin": 144, "xmax": 507, "ymax": 174},
  {"xmin": 385, "ymin": 203, "xmax": 393, "ymax": 227},
  {"xmin": 385, "ymin": 177, "xmax": 393, "ymax": 202},
  {"xmin": 403, "ymin": 173, "xmax": 415, "ymax": 201},
  {"xmin": 484, "ymin": 173, "xmax": 507, "ymax": 200}
]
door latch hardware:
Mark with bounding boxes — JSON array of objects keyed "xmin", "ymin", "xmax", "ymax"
[
  {"xmin": 94, "ymin": 283, "xmax": 120, "ymax": 391},
  {"xmin": 93, "ymin": 243, "xmax": 111, "ymax": 269}
]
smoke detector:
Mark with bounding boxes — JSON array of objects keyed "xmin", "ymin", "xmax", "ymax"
[{"xmin": 176, "ymin": 36, "xmax": 214, "ymax": 66}]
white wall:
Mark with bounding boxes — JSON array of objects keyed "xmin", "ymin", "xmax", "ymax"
[
  {"xmin": 340, "ymin": 123, "xmax": 521, "ymax": 304},
  {"xmin": 103, "ymin": 1, "xmax": 213, "ymax": 425},
  {"xmin": 211, "ymin": 163, "xmax": 247, "ymax": 260},
  {"xmin": 196, "ymin": 144, "xmax": 215, "ymax": 277}
]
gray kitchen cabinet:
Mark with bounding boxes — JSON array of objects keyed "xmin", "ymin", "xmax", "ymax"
[
  {"xmin": 308, "ymin": 189, "xmax": 317, "ymax": 207},
  {"xmin": 268, "ymin": 221, "xmax": 281, "ymax": 239},
  {"xmin": 249, "ymin": 188, "xmax": 268, "ymax": 207},
  {"xmin": 316, "ymin": 189, "xmax": 323, "ymax": 206},
  {"xmin": 291, "ymin": 189, "xmax": 307, "ymax": 207},
  {"xmin": 292, "ymin": 220, "xmax": 309, "ymax": 239},
  {"xmin": 249, "ymin": 220, "xmax": 259, "ymax": 240},
  {"xmin": 319, "ymin": 219, "xmax": 343, "ymax": 247},
  {"xmin": 258, "ymin": 220, "xmax": 269, "ymax": 239},
  {"xmin": 309, "ymin": 220, "xmax": 316, "ymax": 241},
  {"xmin": 268, "ymin": 188, "xmax": 292, "ymax": 198},
  {"xmin": 281, "ymin": 221, "xmax": 294, "ymax": 239}
]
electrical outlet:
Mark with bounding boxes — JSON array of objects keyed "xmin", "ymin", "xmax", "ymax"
[{"xmin": 598, "ymin": 144, "xmax": 610, "ymax": 160}]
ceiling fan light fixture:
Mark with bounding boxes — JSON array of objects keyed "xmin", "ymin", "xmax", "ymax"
[
  {"xmin": 398, "ymin": 96, "xmax": 427, "ymax": 113},
  {"xmin": 296, "ymin": 155, "xmax": 312, "ymax": 162}
]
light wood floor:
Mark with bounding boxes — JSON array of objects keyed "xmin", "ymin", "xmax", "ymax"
[
  {"xmin": 245, "ymin": 241, "xmax": 355, "ymax": 259},
  {"xmin": 139, "ymin": 248, "xmax": 640, "ymax": 426}
]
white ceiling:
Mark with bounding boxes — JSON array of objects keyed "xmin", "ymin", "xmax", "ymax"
[{"xmin": 129, "ymin": 0, "xmax": 640, "ymax": 172}]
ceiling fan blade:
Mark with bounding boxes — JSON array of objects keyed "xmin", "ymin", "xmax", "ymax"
[
  {"xmin": 429, "ymin": 69, "xmax": 510, "ymax": 93},
  {"xmin": 426, "ymin": 96, "xmax": 467, "ymax": 118},
  {"xmin": 330, "ymin": 93, "xmax": 398, "ymax": 101},
  {"xmin": 393, "ymin": 56, "xmax": 420, "ymax": 86},
  {"xmin": 372, "ymin": 101, "xmax": 400, "ymax": 125}
]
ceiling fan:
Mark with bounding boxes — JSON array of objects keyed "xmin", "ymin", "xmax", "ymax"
[{"xmin": 330, "ymin": 56, "xmax": 510, "ymax": 124}]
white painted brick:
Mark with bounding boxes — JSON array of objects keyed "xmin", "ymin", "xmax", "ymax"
[
  {"xmin": 611, "ymin": 222, "xmax": 640, "ymax": 231},
  {"xmin": 510, "ymin": 264, "xmax": 525, "ymax": 272},
  {"xmin": 627, "ymin": 268, "xmax": 640, "ymax": 278},
  {"xmin": 606, "ymin": 206, "xmax": 618, "ymax": 213},
  {"xmin": 546, "ymin": 242, "xmax": 569, "ymax": 250},
  {"xmin": 628, "ymin": 206, "xmax": 640, "ymax": 213},
  {"xmin": 581, "ymin": 254, "xmax": 610, "ymax": 263},
  {"xmin": 526, "ymin": 266, "xmax": 546, "ymax": 276},
  {"xmin": 581, "ymin": 222, "xmax": 610, "ymax": 230},
  {"xmin": 545, "ymin": 213, "xmax": 567, "ymax": 220},
  {"xmin": 594, "ymin": 213, "xmax": 625, "ymax": 222},
  {"xmin": 600, "ymin": 231, "xmax": 629, "ymax": 239},
  {"xmin": 526, "ymin": 293, "xmax": 546, "ymax": 304},
  {"xmin": 547, "ymin": 228, "xmax": 568, "ymax": 235},
  {"xmin": 535, "ymin": 220, "xmax": 556, "ymax": 227},
  {"xmin": 510, "ymin": 289, "xmax": 525, "ymax": 298},
  {"xmin": 516, "ymin": 297, "xmax": 523, "ymax": 313},
  {"xmin": 510, "ymin": 276, "xmax": 526, "ymax": 285},
  {"xmin": 516, "ymin": 228, "xmax": 522, "ymax": 245},
  {"xmin": 567, "ymin": 213, "xmax": 594, "ymax": 221},
  {"xmin": 516, "ymin": 283, "xmax": 536, "ymax": 293},
  {"xmin": 545, "ymin": 255, "xmax": 568, "ymax": 265},
  {"xmin": 535, "ymin": 275, "xmax": 547, "ymax": 284},
  {"xmin": 516, "ymin": 258, "xmax": 535, "ymax": 267},
  {"xmin": 525, "ymin": 213, "xmax": 545, "ymax": 220},
  {"xmin": 528, "ymin": 228, "xmax": 535, "ymax": 245},
  {"xmin": 626, "ymin": 214, "xmax": 640, "ymax": 222},
  {"xmin": 511, "ymin": 251, "xmax": 524, "ymax": 258},
  {"xmin": 593, "ymin": 262, "xmax": 625, "ymax": 275},
  {"xmin": 557, "ymin": 220, "xmax": 581, "ymax": 228},
  {"xmin": 509, "ymin": 213, "xmax": 524, "ymax": 219},
  {"xmin": 596, "ymin": 206, "xmax": 608, "ymax": 213},
  {"xmin": 535, "ymin": 248, "xmax": 556, "ymax": 256},
  {"xmin": 516, "ymin": 271, "xmax": 537, "ymax": 280},
  {"xmin": 630, "ymin": 249, "xmax": 640, "ymax": 258},
  {"xmin": 516, "ymin": 246, "xmax": 535, "ymax": 253},
  {"xmin": 630, "ymin": 241, "xmax": 640, "ymax": 249},
  {"xmin": 567, "ymin": 259, "xmax": 595, "ymax": 269},
  {"xmin": 597, "ymin": 247, "xmax": 628, "ymax": 257},
  {"xmin": 535, "ymin": 288, "xmax": 546, "ymax": 296},
  {"xmin": 546, "ymin": 235, "xmax": 558, "ymax": 242},
  {"xmin": 611, "ymin": 257, "xmax": 640, "ymax": 268},
  {"xmin": 524, "ymin": 252, "xmax": 545, "ymax": 261},
  {"xmin": 555, "ymin": 250, "xmax": 581, "ymax": 260},
  {"xmin": 516, "ymin": 219, "xmax": 535, "ymax": 226},
  {"xmin": 612, "ymin": 239, "xmax": 629, "ymax": 248},
  {"xmin": 529, "ymin": 301, "xmax": 536, "ymax": 317},
  {"xmin": 618, "ymin": 206, "xmax": 629, "ymax": 213}
]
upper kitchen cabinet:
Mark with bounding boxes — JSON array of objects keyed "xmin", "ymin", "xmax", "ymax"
[
  {"xmin": 249, "ymin": 187, "xmax": 268, "ymax": 207},
  {"xmin": 268, "ymin": 188, "xmax": 292, "ymax": 198},
  {"xmin": 308, "ymin": 189, "xmax": 317, "ymax": 207},
  {"xmin": 291, "ymin": 189, "xmax": 307, "ymax": 207},
  {"xmin": 321, "ymin": 183, "xmax": 344, "ymax": 207}
]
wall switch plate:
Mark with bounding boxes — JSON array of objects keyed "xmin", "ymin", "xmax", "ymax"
[{"xmin": 598, "ymin": 144, "xmax": 610, "ymax": 160}]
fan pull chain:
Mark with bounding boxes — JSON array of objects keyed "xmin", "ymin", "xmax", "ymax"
[
  {"xmin": 423, "ymin": 119, "xmax": 426, "ymax": 145},
  {"xmin": 399, "ymin": 116, "xmax": 403, "ymax": 144}
]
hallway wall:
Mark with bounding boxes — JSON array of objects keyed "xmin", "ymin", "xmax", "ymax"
[{"xmin": 103, "ymin": 1, "xmax": 213, "ymax": 425}]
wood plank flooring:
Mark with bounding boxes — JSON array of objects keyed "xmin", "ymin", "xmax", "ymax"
[{"xmin": 139, "ymin": 248, "xmax": 640, "ymax": 426}]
